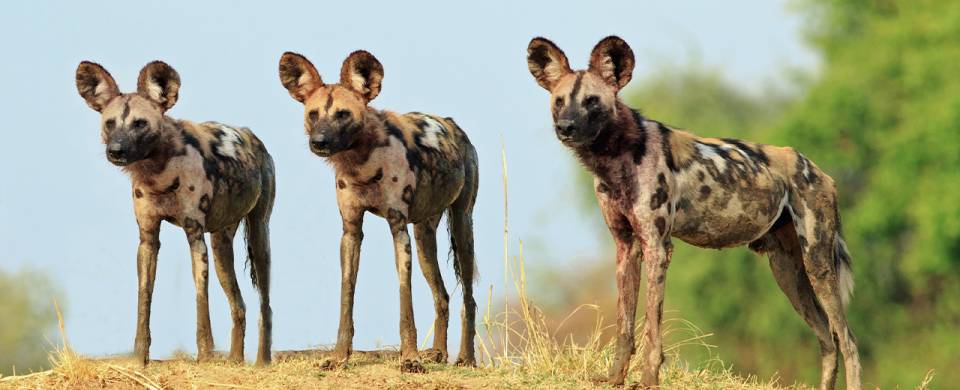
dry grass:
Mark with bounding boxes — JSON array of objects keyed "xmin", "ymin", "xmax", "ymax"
[
  {"xmin": 0, "ymin": 347, "xmax": 808, "ymax": 390},
  {"xmin": 0, "ymin": 146, "xmax": 934, "ymax": 389}
]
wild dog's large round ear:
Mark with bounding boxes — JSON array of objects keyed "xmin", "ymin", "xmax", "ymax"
[
  {"xmin": 588, "ymin": 36, "xmax": 635, "ymax": 90},
  {"xmin": 279, "ymin": 52, "xmax": 323, "ymax": 103},
  {"xmin": 527, "ymin": 37, "xmax": 571, "ymax": 91},
  {"xmin": 340, "ymin": 50, "xmax": 383, "ymax": 103},
  {"xmin": 76, "ymin": 61, "xmax": 120, "ymax": 112},
  {"xmin": 137, "ymin": 61, "xmax": 181, "ymax": 111}
]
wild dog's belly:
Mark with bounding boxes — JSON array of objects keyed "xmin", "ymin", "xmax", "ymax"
[
  {"xmin": 205, "ymin": 172, "xmax": 261, "ymax": 231},
  {"xmin": 132, "ymin": 146, "xmax": 260, "ymax": 231},
  {"xmin": 407, "ymin": 163, "xmax": 465, "ymax": 222},
  {"xmin": 670, "ymin": 163, "xmax": 789, "ymax": 248}
]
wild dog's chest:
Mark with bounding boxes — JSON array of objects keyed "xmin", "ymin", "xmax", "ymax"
[
  {"xmin": 132, "ymin": 147, "xmax": 213, "ymax": 227},
  {"xmin": 335, "ymin": 137, "xmax": 417, "ymax": 214}
]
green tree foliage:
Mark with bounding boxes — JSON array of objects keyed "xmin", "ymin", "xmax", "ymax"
[
  {"xmin": 550, "ymin": 0, "xmax": 960, "ymax": 386},
  {"xmin": 776, "ymin": 0, "xmax": 960, "ymax": 385},
  {"xmin": 0, "ymin": 268, "xmax": 61, "ymax": 375}
]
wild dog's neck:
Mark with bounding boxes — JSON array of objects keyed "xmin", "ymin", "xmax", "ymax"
[
  {"xmin": 327, "ymin": 108, "xmax": 388, "ymax": 174},
  {"xmin": 123, "ymin": 116, "xmax": 182, "ymax": 181},
  {"xmin": 573, "ymin": 101, "xmax": 647, "ymax": 178}
]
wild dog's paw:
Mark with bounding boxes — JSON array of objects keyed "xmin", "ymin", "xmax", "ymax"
[
  {"xmin": 420, "ymin": 348, "xmax": 447, "ymax": 364},
  {"xmin": 400, "ymin": 358, "xmax": 426, "ymax": 373},
  {"xmin": 453, "ymin": 356, "xmax": 476, "ymax": 367},
  {"xmin": 317, "ymin": 356, "xmax": 347, "ymax": 371}
]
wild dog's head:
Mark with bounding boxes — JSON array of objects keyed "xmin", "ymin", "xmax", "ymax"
[
  {"xmin": 279, "ymin": 51, "xmax": 383, "ymax": 158},
  {"xmin": 76, "ymin": 61, "xmax": 180, "ymax": 166},
  {"xmin": 527, "ymin": 36, "xmax": 635, "ymax": 147}
]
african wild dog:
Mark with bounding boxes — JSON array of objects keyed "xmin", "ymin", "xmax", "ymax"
[
  {"xmin": 278, "ymin": 50, "xmax": 479, "ymax": 373},
  {"xmin": 526, "ymin": 36, "xmax": 862, "ymax": 389},
  {"xmin": 75, "ymin": 61, "xmax": 276, "ymax": 366}
]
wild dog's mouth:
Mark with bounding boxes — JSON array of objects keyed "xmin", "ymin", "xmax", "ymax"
[
  {"xmin": 107, "ymin": 155, "xmax": 131, "ymax": 166},
  {"xmin": 309, "ymin": 136, "xmax": 358, "ymax": 158},
  {"xmin": 557, "ymin": 134, "xmax": 590, "ymax": 148},
  {"xmin": 310, "ymin": 148, "xmax": 334, "ymax": 157},
  {"xmin": 557, "ymin": 134, "xmax": 577, "ymax": 144},
  {"xmin": 309, "ymin": 142, "xmax": 335, "ymax": 157}
]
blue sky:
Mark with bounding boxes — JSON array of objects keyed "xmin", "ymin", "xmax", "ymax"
[{"xmin": 0, "ymin": 1, "xmax": 815, "ymax": 359}]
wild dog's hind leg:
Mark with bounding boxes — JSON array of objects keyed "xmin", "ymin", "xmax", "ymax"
[
  {"xmin": 448, "ymin": 164, "xmax": 478, "ymax": 367},
  {"xmin": 211, "ymin": 223, "xmax": 246, "ymax": 363},
  {"xmin": 184, "ymin": 218, "xmax": 214, "ymax": 362},
  {"xmin": 790, "ymin": 189, "xmax": 861, "ymax": 390},
  {"xmin": 388, "ymin": 211, "xmax": 426, "ymax": 373},
  {"xmin": 320, "ymin": 207, "xmax": 363, "ymax": 371},
  {"xmin": 754, "ymin": 222, "xmax": 839, "ymax": 389},
  {"xmin": 413, "ymin": 214, "xmax": 450, "ymax": 364},
  {"xmin": 245, "ymin": 173, "xmax": 275, "ymax": 366},
  {"xmin": 134, "ymin": 218, "xmax": 161, "ymax": 366}
]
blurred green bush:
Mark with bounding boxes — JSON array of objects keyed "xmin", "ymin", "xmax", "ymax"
[{"xmin": 0, "ymin": 268, "xmax": 61, "ymax": 375}]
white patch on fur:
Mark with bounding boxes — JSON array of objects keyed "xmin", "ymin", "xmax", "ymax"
[
  {"xmin": 215, "ymin": 124, "xmax": 242, "ymax": 158},
  {"xmin": 146, "ymin": 83, "xmax": 163, "ymax": 103},
  {"xmin": 94, "ymin": 82, "xmax": 108, "ymax": 98},
  {"xmin": 835, "ymin": 234, "xmax": 855, "ymax": 309},
  {"xmin": 420, "ymin": 117, "xmax": 446, "ymax": 149},
  {"xmin": 350, "ymin": 74, "xmax": 368, "ymax": 95},
  {"xmin": 298, "ymin": 72, "xmax": 314, "ymax": 87},
  {"xmin": 721, "ymin": 144, "xmax": 750, "ymax": 160},
  {"xmin": 695, "ymin": 142, "xmax": 728, "ymax": 172}
]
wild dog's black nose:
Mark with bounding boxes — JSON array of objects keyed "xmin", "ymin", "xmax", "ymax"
[
  {"xmin": 107, "ymin": 144, "xmax": 126, "ymax": 160},
  {"xmin": 310, "ymin": 139, "xmax": 328, "ymax": 152},
  {"xmin": 556, "ymin": 120, "xmax": 576, "ymax": 137}
]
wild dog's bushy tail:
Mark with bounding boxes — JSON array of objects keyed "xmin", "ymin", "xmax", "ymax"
[
  {"xmin": 244, "ymin": 154, "xmax": 275, "ymax": 292},
  {"xmin": 834, "ymin": 233, "xmax": 854, "ymax": 310},
  {"xmin": 446, "ymin": 212, "xmax": 477, "ymax": 286},
  {"xmin": 446, "ymin": 186, "xmax": 479, "ymax": 286},
  {"xmin": 446, "ymin": 142, "xmax": 479, "ymax": 287}
]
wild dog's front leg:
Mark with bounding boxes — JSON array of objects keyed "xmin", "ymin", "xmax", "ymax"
[
  {"xmin": 596, "ymin": 185, "xmax": 642, "ymax": 386},
  {"xmin": 608, "ymin": 236, "xmax": 642, "ymax": 386},
  {"xmin": 184, "ymin": 218, "xmax": 214, "ymax": 362},
  {"xmin": 388, "ymin": 211, "xmax": 425, "ymax": 373},
  {"xmin": 638, "ymin": 233, "xmax": 672, "ymax": 388},
  {"xmin": 321, "ymin": 210, "xmax": 364, "ymax": 371},
  {"xmin": 134, "ymin": 218, "xmax": 161, "ymax": 366}
]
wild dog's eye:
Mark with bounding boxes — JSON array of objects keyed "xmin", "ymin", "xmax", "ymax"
[
  {"xmin": 554, "ymin": 97, "xmax": 564, "ymax": 109},
  {"xmin": 132, "ymin": 119, "xmax": 148, "ymax": 129},
  {"xmin": 104, "ymin": 119, "xmax": 116, "ymax": 130},
  {"xmin": 308, "ymin": 110, "xmax": 319, "ymax": 122},
  {"xmin": 584, "ymin": 95, "xmax": 599, "ymax": 107},
  {"xmin": 335, "ymin": 110, "xmax": 351, "ymax": 120}
]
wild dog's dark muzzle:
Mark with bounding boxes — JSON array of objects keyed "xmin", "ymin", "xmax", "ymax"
[
  {"xmin": 555, "ymin": 119, "xmax": 576, "ymax": 137},
  {"xmin": 309, "ymin": 130, "xmax": 335, "ymax": 157},
  {"xmin": 106, "ymin": 143, "xmax": 130, "ymax": 165}
]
